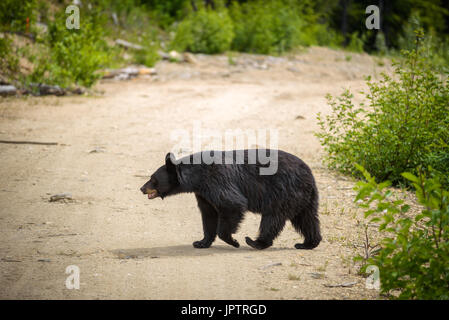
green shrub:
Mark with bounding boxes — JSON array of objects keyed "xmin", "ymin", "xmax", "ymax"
[
  {"xmin": 229, "ymin": 0, "xmax": 339, "ymax": 54},
  {"xmin": 93, "ymin": 1, "xmax": 160, "ymax": 67},
  {"xmin": 399, "ymin": 13, "xmax": 449, "ymax": 72},
  {"xmin": 354, "ymin": 165, "xmax": 449, "ymax": 299},
  {"xmin": 0, "ymin": 35, "xmax": 19, "ymax": 81},
  {"xmin": 133, "ymin": 43, "xmax": 160, "ymax": 67},
  {"xmin": 347, "ymin": 32, "xmax": 365, "ymax": 53},
  {"xmin": 316, "ymin": 30, "xmax": 449, "ymax": 186},
  {"xmin": 301, "ymin": 23, "xmax": 343, "ymax": 48},
  {"xmin": 145, "ymin": 0, "xmax": 190, "ymax": 29},
  {"xmin": 171, "ymin": 7, "xmax": 234, "ymax": 54},
  {"xmin": 230, "ymin": 0, "xmax": 304, "ymax": 54},
  {"xmin": 29, "ymin": 13, "xmax": 110, "ymax": 88},
  {"xmin": 0, "ymin": 0, "xmax": 36, "ymax": 32},
  {"xmin": 374, "ymin": 31, "xmax": 388, "ymax": 55},
  {"xmin": 36, "ymin": 0, "xmax": 50, "ymax": 25}
]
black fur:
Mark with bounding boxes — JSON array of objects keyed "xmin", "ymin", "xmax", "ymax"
[{"xmin": 140, "ymin": 150, "xmax": 321, "ymax": 250}]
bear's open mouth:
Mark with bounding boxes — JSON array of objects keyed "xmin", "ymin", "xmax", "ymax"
[{"xmin": 146, "ymin": 189, "xmax": 158, "ymax": 199}]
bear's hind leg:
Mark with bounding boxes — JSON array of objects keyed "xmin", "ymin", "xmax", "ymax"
[
  {"xmin": 217, "ymin": 209, "xmax": 244, "ymax": 248},
  {"xmin": 194, "ymin": 195, "xmax": 218, "ymax": 249},
  {"xmin": 290, "ymin": 212, "xmax": 321, "ymax": 250},
  {"xmin": 246, "ymin": 214, "xmax": 285, "ymax": 250}
]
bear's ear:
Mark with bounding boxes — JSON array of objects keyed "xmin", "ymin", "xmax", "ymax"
[{"xmin": 165, "ymin": 152, "xmax": 177, "ymax": 172}]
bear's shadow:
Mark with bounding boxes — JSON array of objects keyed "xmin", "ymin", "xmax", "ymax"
[{"xmin": 111, "ymin": 244, "xmax": 295, "ymax": 260}]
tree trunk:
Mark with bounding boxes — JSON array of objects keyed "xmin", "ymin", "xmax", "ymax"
[
  {"xmin": 204, "ymin": 0, "xmax": 215, "ymax": 9},
  {"xmin": 379, "ymin": 0, "xmax": 389, "ymax": 47},
  {"xmin": 340, "ymin": 0, "xmax": 349, "ymax": 46},
  {"xmin": 190, "ymin": 0, "xmax": 197, "ymax": 11}
]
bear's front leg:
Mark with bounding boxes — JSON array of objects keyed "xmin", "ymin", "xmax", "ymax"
[{"xmin": 194, "ymin": 195, "xmax": 218, "ymax": 249}]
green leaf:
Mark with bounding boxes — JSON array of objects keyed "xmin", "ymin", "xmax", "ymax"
[{"xmin": 401, "ymin": 172, "xmax": 419, "ymax": 183}]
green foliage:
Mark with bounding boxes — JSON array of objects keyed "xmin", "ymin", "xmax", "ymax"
[
  {"xmin": 95, "ymin": 0, "xmax": 140, "ymax": 17},
  {"xmin": 133, "ymin": 42, "xmax": 159, "ymax": 67},
  {"xmin": 424, "ymin": 36, "xmax": 449, "ymax": 73},
  {"xmin": 227, "ymin": 51, "xmax": 237, "ymax": 66},
  {"xmin": 374, "ymin": 32, "xmax": 388, "ymax": 56},
  {"xmin": 93, "ymin": 0, "xmax": 160, "ymax": 67},
  {"xmin": 0, "ymin": 35, "xmax": 19, "ymax": 81},
  {"xmin": 228, "ymin": 0, "xmax": 341, "ymax": 54},
  {"xmin": 347, "ymin": 32, "xmax": 365, "ymax": 53},
  {"xmin": 398, "ymin": 13, "xmax": 449, "ymax": 71},
  {"xmin": 354, "ymin": 165, "xmax": 449, "ymax": 299},
  {"xmin": 144, "ymin": 0, "xmax": 190, "ymax": 29},
  {"xmin": 171, "ymin": 7, "xmax": 234, "ymax": 54},
  {"xmin": 230, "ymin": 0, "xmax": 305, "ymax": 54},
  {"xmin": 3, "ymin": 0, "xmax": 449, "ymax": 89},
  {"xmin": 301, "ymin": 23, "xmax": 342, "ymax": 48},
  {"xmin": 398, "ymin": 12, "xmax": 422, "ymax": 52},
  {"xmin": 125, "ymin": 33, "xmax": 160, "ymax": 68},
  {"xmin": 0, "ymin": 0, "xmax": 36, "ymax": 32},
  {"xmin": 98, "ymin": 0, "xmax": 154, "ymax": 33},
  {"xmin": 316, "ymin": 31, "xmax": 449, "ymax": 186},
  {"xmin": 29, "ymin": 13, "xmax": 110, "ymax": 88},
  {"xmin": 36, "ymin": 0, "xmax": 50, "ymax": 25}
]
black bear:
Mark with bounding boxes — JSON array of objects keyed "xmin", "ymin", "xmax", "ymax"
[{"xmin": 140, "ymin": 149, "xmax": 321, "ymax": 250}]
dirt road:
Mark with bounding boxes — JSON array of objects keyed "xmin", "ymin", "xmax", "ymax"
[{"xmin": 0, "ymin": 47, "xmax": 390, "ymax": 299}]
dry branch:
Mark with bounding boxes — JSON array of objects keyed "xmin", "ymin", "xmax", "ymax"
[{"xmin": 0, "ymin": 140, "xmax": 58, "ymax": 145}]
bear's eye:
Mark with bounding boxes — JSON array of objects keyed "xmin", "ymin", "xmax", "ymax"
[{"xmin": 152, "ymin": 179, "xmax": 158, "ymax": 186}]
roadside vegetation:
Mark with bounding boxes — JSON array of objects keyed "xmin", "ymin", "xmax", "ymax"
[
  {"xmin": 1, "ymin": 0, "xmax": 448, "ymax": 91},
  {"xmin": 317, "ymin": 31, "xmax": 449, "ymax": 188},
  {"xmin": 317, "ymin": 32, "xmax": 449, "ymax": 299}
]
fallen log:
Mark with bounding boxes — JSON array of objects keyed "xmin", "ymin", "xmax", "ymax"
[
  {"xmin": 115, "ymin": 39, "xmax": 144, "ymax": 50},
  {"xmin": 0, "ymin": 85, "xmax": 17, "ymax": 96},
  {"xmin": 3, "ymin": 31, "xmax": 36, "ymax": 42},
  {"xmin": 101, "ymin": 67, "xmax": 156, "ymax": 80},
  {"xmin": 28, "ymin": 83, "xmax": 65, "ymax": 96}
]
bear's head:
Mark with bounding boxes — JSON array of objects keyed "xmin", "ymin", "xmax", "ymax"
[{"xmin": 140, "ymin": 153, "xmax": 180, "ymax": 199}]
